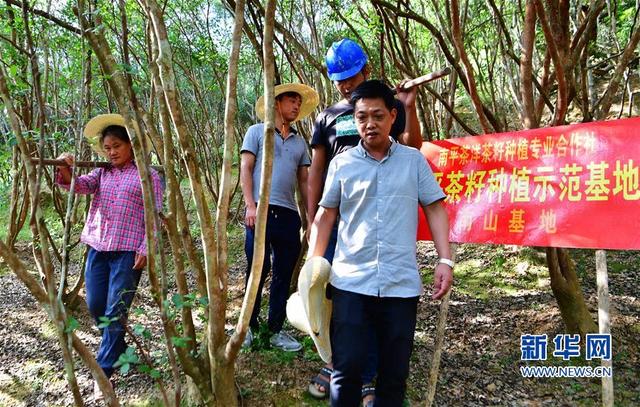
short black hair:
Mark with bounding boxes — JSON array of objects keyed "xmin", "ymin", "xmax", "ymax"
[
  {"xmin": 100, "ymin": 125, "xmax": 130, "ymax": 144},
  {"xmin": 349, "ymin": 80, "xmax": 395, "ymax": 110},
  {"xmin": 276, "ymin": 91, "xmax": 302, "ymax": 101}
]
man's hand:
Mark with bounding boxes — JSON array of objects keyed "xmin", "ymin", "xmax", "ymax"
[
  {"xmin": 394, "ymin": 80, "xmax": 422, "ymax": 149},
  {"xmin": 304, "ymin": 226, "xmax": 311, "ymax": 243},
  {"xmin": 245, "ymin": 203, "xmax": 257, "ymax": 229},
  {"xmin": 432, "ymin": 263, "xmax": 453, "ymax": 300},
  {"xmin": 305, "ymin": 213, "xmax": 316, "ymax": 241},
  {"xmin": 133, "ymin": 253, "xmax": 147, "ymax": 270},
  {"xmin": 395, "ymin": 79, "xmax": 418, "ymax": 109}
]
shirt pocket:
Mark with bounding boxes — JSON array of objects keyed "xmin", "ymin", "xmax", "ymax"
[
  {"xmin": 381, "ymin": 162, "xmax": 417, "ymax": 201},
  {"xmin": 341, "ymin": 176, "xmax": 375, "ymax": 205},
  {"xmin": 117, "ymin": 178, "xmax": 144, "ymax": 215}
]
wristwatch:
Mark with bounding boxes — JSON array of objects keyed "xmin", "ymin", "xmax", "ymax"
[{"xmin": 438, "ymin": 258, "xmax": 455, "ymax": 268}]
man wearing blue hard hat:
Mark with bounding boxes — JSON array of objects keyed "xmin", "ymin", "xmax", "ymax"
[{"xmin": 306, "ymin": 38, "xmax": 423, "ymax": 406}]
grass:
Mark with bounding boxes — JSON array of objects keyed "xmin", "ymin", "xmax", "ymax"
[
  {"xmin": 0, "ymin": 264, "xmax": 9, "ymax": 277},
  {"xmin": 39, "ymin": 322, "xmax": 59, "ymax": 340},
  {"xmin": 0, "ymin": 185, "xmax": 30, "ymax": 243},
  {"xmin": 2, "ymin": 180, "xmax": 636, "ymax": 405},
  {"xmin": 127, "ymin": 400, "xmax": 166, "ymax": 407},
  {"xmin": 0, "ymin": 374, "xmax": 31, "ymax": 405},
  {"xmin": 301, "ymin": 337, "xmax": 323, "ymax": 363},
  {"xmin": 0, "ymin": 184, "xmax": 88, "ymax": 251},
  {"xmin": 20, "ymin": 360, "xmax": 63, "ymax": 397},
  {"xmin": 431, "ymin": 245, "xmax": 550, "ymax": 300},
  {"xmin": 227, "ymin": 223, "xmax": 246, "ymax": 265},
  {"xmin": 243, "ymin": 323, "xmax": 303, "ymax": 366}
]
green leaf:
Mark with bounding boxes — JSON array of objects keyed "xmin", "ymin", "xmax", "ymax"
[
  {"xmin": 113, "ymin": 346, "xmax": 139, "ymax": 375},
  {"xmin": 64, "ymin": 317, "xmax": 79, "ymax": 333},
  {"xmin": 124, "ymin": 347, "xmax": 137, "ymax": 358},
  {"xmin": 198, "ymin": 296, "xmax": 209, "ymax": 307},
  {"xmin": 133, "ymin": 323, "xmax": 146, "ymax": 336},
  {"xmin": 119, "ymin": 363, "xmax": 130, "ymax": 375},
  {"xmin": 142, "ymin": 328, "xmax": 152, "ymax": 340},
  {"xmin": 97, "ymin": 316, "xmax": 118, "ymax": 329},
  {"xmin": 172, "ymin": 293, "xmax": 184, "ymax": 308},
  {"xmin": 172, "ymin": 336, "xmax": 191, "ymax": 348}
]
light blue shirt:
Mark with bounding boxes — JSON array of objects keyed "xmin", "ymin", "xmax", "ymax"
[
  {"xmin": 319, "ymin": 139, "xmax": 445, "ymax": 297},
  {"xmin": 241, "ymin": 123, "xmax": 310, "ymax": 211}
]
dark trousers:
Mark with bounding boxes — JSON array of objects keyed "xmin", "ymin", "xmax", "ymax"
[
  {"xmin": 245, "ymin": 205, "xmax": 301, "ymax": 333},
  {"xmin": 324, "ymin": 228, "xmax": 377, "ymax": 385},
  {"xmin": 330, "ymin": 286, "xmax": 418, "ymax": 407},
  {"xmin": 85, "ymin": 248, "xmax": 142, "ymax": 377}
]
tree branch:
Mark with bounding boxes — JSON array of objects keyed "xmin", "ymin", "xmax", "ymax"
[
  {"xmin": 534, "ymin": 0, "xmax": 568, "ymax": 124},
  {"xmin": 0, "ymin": 33, "xmax": 30, "ymax": 55},
  {"xmin": 520, "ymin": 0, "xmax": 537, "ymax": 129},
  {"xmin": 4, "ymin": 0, "xmax": 81, "ymax": 34},
  {"xmin": 371, "ymin": 0, "xmax": 502, "ymax": 132},
  {"xmin": 594, "ymin": 22, "xmax": 640, "ymax": 119},
  {"xmin": 450, "ymin": 0, "xmax": 493, "ymax": 133}
]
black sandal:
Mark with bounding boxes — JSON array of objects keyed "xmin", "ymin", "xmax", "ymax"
[
  {"xmin": 308, "ymin": 366, "xmax": 333, "ymax": 399},
  {"xmin": 361, "ymin": 382, "xmax": 375, "ymax": 407}
]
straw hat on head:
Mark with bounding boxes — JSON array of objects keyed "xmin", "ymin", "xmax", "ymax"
[
  {"xmin": 286, "ymin": 256, "xmax": 332, "ymax": 363},
  {"xmin": 83, "ymin": 114, "xmax": 127, "ymax": 157},
  {"xmin": 255, "ymin": 83, "xmax": 319, "ymax": 122}
]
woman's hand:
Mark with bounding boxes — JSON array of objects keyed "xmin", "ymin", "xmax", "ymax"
[
  {"xmin": 55, "ymin": 153, "xmax": 74, "ymax": 184},
  {"xmin": 56, "ymin": 152, "xmax": 74, "ymax": 168},
  {"xmin": 133, "ymin": 253, "xmax": 147, "ymax": 270}
]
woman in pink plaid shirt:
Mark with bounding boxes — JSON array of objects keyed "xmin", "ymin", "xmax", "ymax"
[{"xmin": 56, "ymin": 114, "xmax": 163, "ymax": 400}]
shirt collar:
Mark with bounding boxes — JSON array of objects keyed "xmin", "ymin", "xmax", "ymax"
[
  {"xmin": 275, "ymin": 126, "xmax": 298, "ymax": 138},
  {"xmin": 356, "ymin": 137, "xmax": 397, "ymax": 159},
  {"xmin": 108, "ymin": 160, "xmax": 136, "ymax": 172}
]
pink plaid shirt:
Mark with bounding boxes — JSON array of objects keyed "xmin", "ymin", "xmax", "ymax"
[{"xmin": 56, "ymin": 162, "xmax": 163, "ymax": 256}]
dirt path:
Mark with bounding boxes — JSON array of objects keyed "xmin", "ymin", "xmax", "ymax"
[{"xmin": 0, "ymin": 243, "xmax": 638, "ymax": 406}]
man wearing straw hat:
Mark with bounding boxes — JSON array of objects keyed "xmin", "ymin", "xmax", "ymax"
[
  {"xmin": 308, "ymin": 80, "xmax": 453, "ymax": 406},
  {"xmin": 240, "ymin": 83, "xmax": 319, "ymax": 351}
]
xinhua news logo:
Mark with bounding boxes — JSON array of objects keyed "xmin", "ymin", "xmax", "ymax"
[{"xmin": 519, "ymin": 334, "xmax": 612, "ymax": 378}]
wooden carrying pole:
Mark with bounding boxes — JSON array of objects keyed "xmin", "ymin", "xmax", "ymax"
[{"xmin": 30, "ymin": 158, "xmax": 163, "ymax": 172}]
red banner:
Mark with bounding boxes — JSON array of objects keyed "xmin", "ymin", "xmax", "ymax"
[{"xmin": 417, "ymin": 117, "xmax": 640, "ymax": 250}]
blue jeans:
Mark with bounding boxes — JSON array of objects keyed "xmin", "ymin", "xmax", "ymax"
[
  {"xmin": 85, "ymin": 248, "xmax": 142, "ymax": 377},
  {"xmin": 245, "ymin": 205, "xmax": 302, "ymax": 333},
  {"xmin": 324, "ymin": 227, "xmax": 377, "ymax": 385},
  {"xmin": 329, "ymin": 286, "xmax": 418, "ymax": 407}
]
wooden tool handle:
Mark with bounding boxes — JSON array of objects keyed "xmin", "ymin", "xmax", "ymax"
[
  {"xmin": 31, "ymin": 158, "xmax": 110, "ymax": 168},
  {"xmin": 397, "ymin": 67, "xmax": 452, "ymax": 91},
  {"xmin": 30, "ymin": 158, "xmax": 164, "ymax": 172}
]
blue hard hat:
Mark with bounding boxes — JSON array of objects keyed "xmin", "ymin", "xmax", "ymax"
[{"xmin": 325, "ymin": 39, "xmax": 368, "ymax": 81}]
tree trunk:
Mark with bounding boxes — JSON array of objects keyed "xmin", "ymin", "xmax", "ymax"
[
  {"xmin": 213, "ymin": 360, "xmax": 238, "ymax": 406},
  {"xmin": 232, "ymin": 0, "xmax": 277, "ymax": 376},
  {"xmin": 526, "ymin": 1, "xmax": 602, "ymax": 336},
  {"xmin": 546, "ymin": 248, "xmax": 598, "ymax": 335}
]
